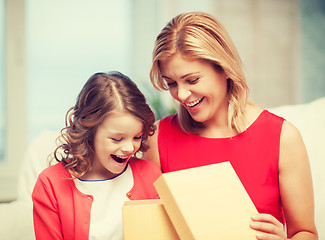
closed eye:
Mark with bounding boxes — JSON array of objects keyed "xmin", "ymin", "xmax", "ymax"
[
  {"xmin": 161, "ymin": 76, "xmax": 177, "ymax": 88},
  {"xmin": 111, "ymin": 138, "xmax": 122, "ymax": 142},
  {"xmin": 187, "ymin": 77, "xmax": 199, "ymax": 84},
  {"xmin": 134, "ymin": 133, "xmax": 143, "ymax": 140},
  {"xmin": 167, "ymin": 81, "xmax": 177, "ymax": 87}
]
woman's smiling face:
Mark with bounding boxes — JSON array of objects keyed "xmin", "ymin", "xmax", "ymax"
[
  {"xmin": 86, "ymin": 110, "xmax": 143, "ymax": 180},
  {"xmin": 159, "ymin": 53, "xmax": 229, "ymax": 125}
]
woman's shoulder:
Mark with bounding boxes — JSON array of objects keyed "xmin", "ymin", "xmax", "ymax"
[
  {"xmin": 245, "ymin": 104, "xmax": 285, "ymax": 128},
  {"xmin": 280, "ymin": 120, "xmax": 304, "ymax": 148},
  {"xmin": 247, "ymin": 103, "xmax": 305, "ymax": 158},
  {"xmin": 246, "ymin": 104, "xmax": 304, "ymax": 150},
  {"xmin": 158, "ymin": 113, "xmax": 184, "ymax": 135},
  {"xmin": 158, "ymin": 114, "xmax": 178, "ymax": 125},
  {"xmin": 243, "ymin": 104, "xmax": 264, "ymax": 128}
]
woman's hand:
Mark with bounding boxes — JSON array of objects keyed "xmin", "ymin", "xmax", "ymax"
[{"xmin": 250, "ymin": 214, "xmax": 287, "ymax": 240}]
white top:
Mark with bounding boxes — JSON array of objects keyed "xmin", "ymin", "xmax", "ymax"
[{"xmin": 74, "ymin": 165, "xmax": 133, "ymax": 240}]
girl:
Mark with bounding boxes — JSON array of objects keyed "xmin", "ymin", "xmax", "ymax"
[
  {"xmin": 145, "ymin": 12, "xmax": 318, "ymax": 239},
  {"xmin": 32, "ymin": 71, "xmax": 162, "ymax": 240}
]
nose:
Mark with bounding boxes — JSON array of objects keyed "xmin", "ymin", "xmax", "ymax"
[
  {"xmin": 177, "ymin": 85, "xmax": 191, "ymax": 101},
  {"xmin": 121, "ymin": 140, "xmax": 135, "ymax": 153}
]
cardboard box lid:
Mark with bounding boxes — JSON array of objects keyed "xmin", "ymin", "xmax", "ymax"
[
  {"xmin": 154, "ymin": 161, "xmax": 258, "ymax": 240},
  {"xmin": 123, "ymin": 199, "xmax": 180, "ymax": 240}
]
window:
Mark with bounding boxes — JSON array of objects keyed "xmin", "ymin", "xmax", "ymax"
[
  {"xmin": 0, "ymin": 0, "xmax": 132, "ymax": 202},
  {"xmin": 27, "ymin": 0, "xmax": 132, "ymax": 141},
  {"xmin": 0, "ymin": 0, "xmax": 26, "ymax": 202},
  {"xmin": 0, "ymin": 0, "xmax": 5, "ymax": 161},
  {"xmin": 300, "ymin": 0, "xmax": 325, "ymax": 102}
]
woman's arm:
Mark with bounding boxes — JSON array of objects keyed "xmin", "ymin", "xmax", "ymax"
[
  {"xmin": 250, "ymin": 120, "xmax": 318, "ymax": 239},
  {"xmin": 143, "ymin": 121, "xmax": 161, "ymax": 169},
  {"xmin": 279, "ymin": 120, "xmax": 318, "ymax": 239}
]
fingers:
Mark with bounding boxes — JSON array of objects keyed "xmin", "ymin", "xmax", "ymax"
[
  {"xmin": 250, "ymin": 214, "xmax": 286, "ymax": 240},
  {"xmin": 251, "ymin": 214, "xmax": 283, "ymax": 228}
]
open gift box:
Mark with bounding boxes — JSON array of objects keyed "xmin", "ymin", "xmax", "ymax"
[{"xmin": 123, "ymin": 161, "xmax": 258, "ymax": 239}]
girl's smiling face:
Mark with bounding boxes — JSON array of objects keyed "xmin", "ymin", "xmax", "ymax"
[
  {"xmin": 159, "ymin": 53, "xmax": 229, "ymax": 126},
  {"xmin": 84, "ymin": 110, "xmax": 143, "ymax": 180}
]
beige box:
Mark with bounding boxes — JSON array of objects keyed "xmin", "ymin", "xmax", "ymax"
[
  {"xmin": 122, "ymin": 199, "xmax": 180, "ymax": 240},
  {"xmin": 154, "ymin": 161, "xmax": 258, "ymax": 240}
]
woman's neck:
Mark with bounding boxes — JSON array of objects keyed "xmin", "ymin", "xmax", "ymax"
[
  {"xmin": 199, "ymin": 123, "xmax": 237, "ymax": 138},
  {"xmin": 197, "ymin": 104, "xmax": 262, "ymax": 138},
  {"xmin": 198, "ymin": 104, "xmax": 233, "ymax": 138}
]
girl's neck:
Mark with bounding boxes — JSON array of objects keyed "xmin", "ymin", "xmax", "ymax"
[{"xmin": 78, "ymin": 168, "xmax": 121, "ymax": 181}]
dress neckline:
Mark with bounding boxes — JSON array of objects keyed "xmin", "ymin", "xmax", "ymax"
[{"xmin": 188, "ymin": 110, "xmax": 267, "ymax": 140}]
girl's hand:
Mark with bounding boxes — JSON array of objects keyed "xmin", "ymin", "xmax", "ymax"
[{"xmin": 250, "ymin": 214, "xmax": 287, "ymax": 240}]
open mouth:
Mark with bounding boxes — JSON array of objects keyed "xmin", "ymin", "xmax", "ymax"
[
  {"xmin": 185, "ymin": 97, "xmax": 204, "ymax": 108},
  {"xmin": 111, "ymin": 154, "xmax": 128, "ymax": 164}
]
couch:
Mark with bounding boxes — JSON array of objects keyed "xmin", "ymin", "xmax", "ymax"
[{"xmin": 0, "ymin": 97, "xmax": 324, "ymax": 239}]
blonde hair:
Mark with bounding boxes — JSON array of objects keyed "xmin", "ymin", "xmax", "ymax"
[{"xmin": 150, "ymin": 11, "xmax": 248, "ymax": 134}]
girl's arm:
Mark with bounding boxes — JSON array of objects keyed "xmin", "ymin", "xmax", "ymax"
[
  {"xmin": 250, "ymin": 120, "xmax": 318, "ymax": 239},
  {"xmin": 32, "ymin": 176, "xmax": 63, "ymax": 240}
]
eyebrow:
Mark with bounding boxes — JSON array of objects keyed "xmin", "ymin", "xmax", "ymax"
[
  {"xmin": 107, "ymin": 131, "xmax": 144, "ymax": 136},
  {"xmin": 162, "ymin": 72, "xmax": 200, "ymax": 80}
]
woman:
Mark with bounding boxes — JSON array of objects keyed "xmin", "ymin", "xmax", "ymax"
[{"xmin": 145, "ymin": 12, "xmax": 318, "ymax": 239}]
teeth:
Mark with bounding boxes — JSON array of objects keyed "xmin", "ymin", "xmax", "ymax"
[
  {"xmin": 112, "ymin": 154, "xmax": 128, "ymax": 163},
  {"xmin": 185, "ymin": 97, "xmax": 204, "ymax": 107}
]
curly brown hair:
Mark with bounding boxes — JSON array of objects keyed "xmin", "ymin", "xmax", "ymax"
[{"xmin": 54, "ymin": 71, "xmax": 156, "ymax": 177}]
